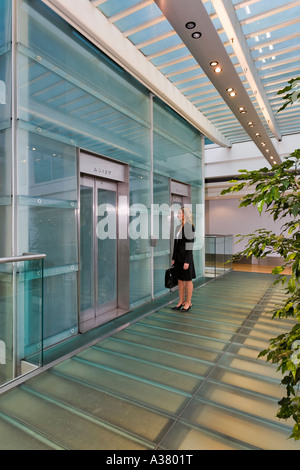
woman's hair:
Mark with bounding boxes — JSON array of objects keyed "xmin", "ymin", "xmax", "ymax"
[{"xmin": 182, "ymin": 206, "xmax": 193, "ymax": 224}]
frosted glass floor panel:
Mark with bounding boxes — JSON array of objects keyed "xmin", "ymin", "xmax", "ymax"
[
  {"xmin": 159, "ymin": 421, "xmax": 252, "ymax": 450},
  {"xmin": 93, "ymin": 337, "xmax": 214, "ymax": 378},
  {"xmin": 76, "ymin": 346, "xmax": 205, "ymax": 395},
  {"xmin": 178, "ymin": 397, "xmax": 299, "ymax": 451},
  {"xmin": 0, "ymin": 412, "xmax": 60, "ymax": 450},
  {"xmin": 113, "ymin": 329, "xmax": 222, "ymax": 364},
  {"xmin": 53, "ymin": 358, "xmax": 190, "ymax": 416},
  {"xmin": 139, "ymin": 317, "xmax": 236, "ymax": 342},
  {"xmin": 126, "ymin": 323, "xmax": 230, "ymax": 352},
  {"xmin": 0, "ymin": 387, "xmax": 148, "ymax": 450},
  {"xmin": 196, "ymin": 380, "xmax": 292, "ymax": 426},
  {"xmin": 24, "ymin": 372, "xmax": 173, "ymax": 445},
  {"xmin": 209, "ymin": 365, "xmax": 284, "ymax": 399}
]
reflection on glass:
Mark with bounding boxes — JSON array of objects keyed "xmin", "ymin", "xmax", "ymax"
[
  {"xmin": 97, "ymin": 188, "xmax": 117, "ymax": 308},
  {"xmin": 80, "ymin": 185, "xmax": 94, "ymax": 312}
]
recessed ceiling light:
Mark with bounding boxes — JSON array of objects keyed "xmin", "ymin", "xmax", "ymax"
[
  {"xmin": 185, "ymin": 21, "xmax": 196, "ymax": 29},
  {"xmin": 214, "ymin": 66, "xmax": 222, "ymax": 73},
  {"xmin": 261, "ymin": 142, "xmax": 266, "ymax": 146},
  {"xmin": 226, "ymin": 87, "xmax": 236, "ymax": 96},
  {"xmin": 255, "ymin": 133, "xmax": 261, "ymax": 137},
  {"xmin": 270, "ymin": 156, "xmax": 273, "ymax": 159},
  {"xmin": 191, "ymin": 31, "xmax": 202, "ymax": 39},
  {"xmin": 210, "ymin": 61, "xmax": 218, "ymax": 67}
]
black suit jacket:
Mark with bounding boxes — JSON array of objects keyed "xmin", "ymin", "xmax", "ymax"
[{"xmin": 172, "ymin": 223, "xmax": 195, "ymax": 265}]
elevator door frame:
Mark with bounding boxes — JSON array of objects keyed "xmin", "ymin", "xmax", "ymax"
[
  {"xmin": 80, "ymin": 175, "xmax": 118, "ymax": 320},
  {"xmin": 78, "ymin": 149, "xmax": 129, "ymax": 333}
]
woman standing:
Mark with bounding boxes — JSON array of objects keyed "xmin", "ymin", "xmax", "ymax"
[{"xmin": 171, "ymin": 206, "xmax": 196, "ymax": 312}]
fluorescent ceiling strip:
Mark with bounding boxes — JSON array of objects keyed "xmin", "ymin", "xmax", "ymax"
[
  {"xmin": 245, "ymin": 17, "xmax": 300, "ymax": 41},
  {"xmin": 135, "ymin": 31, "xmax": 176, "ymax": 49},
  {"xmin": 254, "ymin": 45, "xmax": 300, "ymax": 63},
  {"xmin": 240, "ymin": 1, "xmax": 300, "ymax": 26},
  {"xmin": 108, "ymin": 0, "xmax": 154, "ymax": 23},
  {"xmin": 250, "ymin": 32, "xmax": 300, "ymax": 51},
  {"xmin": 234, "ymin": 0, "xmax": 262, "ymax": 10},
  {"xmin": 42, "ymin": 0, "xmax": 230, "ymax": 147},
  {"xmin": 212, "ymin": 0, "xmax": 281, "ymax": 141},
  {"xmin": 123, "ymin": 15, "xmax": 165, "ymax": 37},
  {"xmin": 147, "ymin": 44, "xmax": 185, "ymax": 60}
]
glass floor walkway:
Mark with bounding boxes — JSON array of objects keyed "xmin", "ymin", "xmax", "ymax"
[{"xmin": 0, "ymin": 271, "xmax": 299, "ymax": 450}]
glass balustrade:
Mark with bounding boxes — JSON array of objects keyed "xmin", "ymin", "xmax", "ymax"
[
  {"xmin": 0, "ymin": 254, "xmax": 45, "ymax": 388},
  {"xmin": 205, "ymin": 235, "xmax": 233, "ymax": 278}
]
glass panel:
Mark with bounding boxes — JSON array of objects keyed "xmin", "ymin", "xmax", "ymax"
[
  {"xmin": 0, "ymin": 256, "xmax": 44, "ymax": 387},
  {"xmin": 129, "ymin": 167, "xmax": 151, "ymax": 307},
  {"xmin": 18, "ymin": 0, "xmax": 151, "ymax": 169},
  {"xmin": 153, "ymin": 97, "xmax": 202, "ymax": 185},
  {"xmin": 153, "ymin": 173, "xmax": 171, "ymax": 297},
  {"xmin": 130, "ymin": 257, "xmax": 151, "ymax": 307},
  {"xmin": 21, "ymin": 258, "xmax": 44, "ymax": 366},
  {"xmin": 0, "ymin": 262, "xmax": 13, "ymax": 384},
  {"xmin": 97, "ymin": 188, "xmax": 117, "ymax": 308},
  {"xmin": 80, "ymin": 185, "xmax": 94, "ymax": 312},
  {"xmin": 0, "ymin": 1, "xmax": 12, "ymax": 258}
]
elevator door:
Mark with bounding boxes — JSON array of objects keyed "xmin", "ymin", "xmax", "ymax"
[{"xmin": 80, "ymin": 175, "xmax": 117, "ymax": 330}]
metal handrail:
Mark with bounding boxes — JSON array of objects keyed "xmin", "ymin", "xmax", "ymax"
[{"xmin": 0, "ymin": 253, "xmax": 46, "ymax": 264}]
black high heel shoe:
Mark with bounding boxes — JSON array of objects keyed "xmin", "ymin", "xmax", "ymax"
[
  {"xmin": 172, "ymin": 303, "xmax": 185, "ymax": 310},
  {"xmin": 181, "ymin": 304, "xmax": 191, "ymax": 312}
]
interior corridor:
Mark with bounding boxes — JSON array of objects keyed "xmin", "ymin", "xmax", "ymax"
[{"xmin": 0, "ymin": 270, "xmax": 298, "ymax": 450}]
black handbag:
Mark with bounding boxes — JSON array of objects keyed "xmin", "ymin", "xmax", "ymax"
[{"xmin": 165, "ymin": 266, "xmax": 178, "ymax": 289}]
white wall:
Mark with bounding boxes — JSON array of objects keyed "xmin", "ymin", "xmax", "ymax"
[
  {"xmin": 205, "ymin": 134, "xmax": 300, "ymax": 179},
  {"xmin": 205, "ymin": 197, "xmax": 286, "ymax": 256},
  {"xmin": 204, "ymin": 133, "xmax": 299, "ymax": 259}
]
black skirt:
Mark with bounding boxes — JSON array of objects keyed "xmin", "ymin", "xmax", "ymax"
[{"xmin": 174, "ymin": 261, "xmax": 196, "ymax": 281}]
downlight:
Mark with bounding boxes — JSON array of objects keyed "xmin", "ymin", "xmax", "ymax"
[
  {"xmin": 210, "ymin": 61, "xmax": 222, "ymax": 73},
  {"xmin": 191, "ymin": 31, "xmax": 202, "ymax": 39},
  {"xmin": 185, "ymin": 21, "xmax": 196, "ymax": 29},
  {"xmin": 226, "ymin": 88, "xmax": 236, "ymax": 97}
]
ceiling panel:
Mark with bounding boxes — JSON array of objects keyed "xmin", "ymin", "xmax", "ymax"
[{"xmin": 88, "ymin": 0, "xmax": 300, "ymax": 162}]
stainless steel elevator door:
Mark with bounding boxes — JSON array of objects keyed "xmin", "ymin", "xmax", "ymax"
[{"xmin": 80, "ymin": 175, "xmax": 117, "ymax": 330}]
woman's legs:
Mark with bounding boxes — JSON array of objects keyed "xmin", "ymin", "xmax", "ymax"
[
  {"xmin": 185, "ymin": 280, "xmax": 193, "ymax": 307},
  {"xmin": 177, "ymin": 280, "xmax": 186, "ymax": 306}
]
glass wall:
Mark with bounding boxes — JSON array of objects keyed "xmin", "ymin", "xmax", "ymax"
[
  {"xmin": 5, "ymin": 0, "xmax": 205, "ymax": 351},
  {"xmin": 0, "ymin": 255, "xmax": 44, "ymax": 386},
  {"xmin": 153, "ymin": 97, "xmax": 204, "ymax": 288},
  {"xmin": 0, "ymin": 0, "xmax": 12, "ymax": 258}
]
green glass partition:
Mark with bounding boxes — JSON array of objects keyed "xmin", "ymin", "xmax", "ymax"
[
  {"xmin": 0, "ymin": 0, "xmax": 12, "ymax": 258},
  {"xmin": 0, "ymin": 254, "xmax": 45, "ymax": 388}
]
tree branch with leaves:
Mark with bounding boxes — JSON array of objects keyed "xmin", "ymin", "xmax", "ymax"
[{"xmin": 221, "ymin": 144, "xmax": 300, "ymax": 439}]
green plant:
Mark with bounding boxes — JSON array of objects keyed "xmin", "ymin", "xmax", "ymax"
[{"xmin": 221, "ymin": 96, "xmax": 300, "ymax": 439}]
